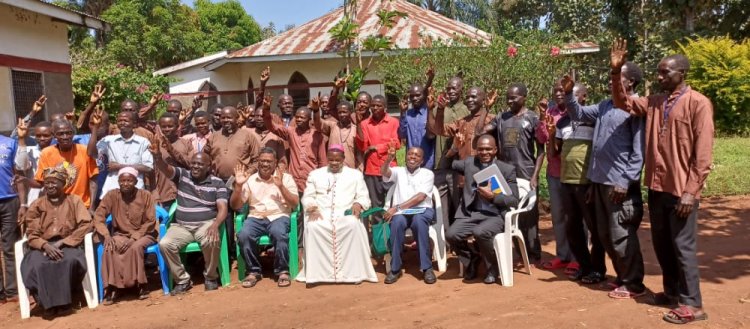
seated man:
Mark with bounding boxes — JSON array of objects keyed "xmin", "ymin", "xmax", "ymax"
[
  {"xmin": 152, "ymin": 140, "xmax": 228, "ymax": 294},
  {"xmin": 21, "ymin": 167, "xmax": 93, "ymax": 317},
  {"xmin": 446, "ymin": 135, "xmax": 519, "ymax": 284},
  {"xmin": 230, "ymin": 148, "xmax": 299, "ymax": 288},
  {"xmin": 94, "ymin": 167, "xmax": 159, "ymax": 304},
  {"xmin": 297, "ymin": 145, "xmax": 376, "ymax": 284},
  {"xmin": 381, "ymin": 146, "xmax": 436, "ymax": 284}
]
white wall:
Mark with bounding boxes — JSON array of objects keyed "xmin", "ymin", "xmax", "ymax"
[
  {"xmin": 0, "ymin": 4, "xmax": 70, "ymax": 64},
  {"xmin": 0, "ymin": 67, "xmax": 14, "ymax": 131}
]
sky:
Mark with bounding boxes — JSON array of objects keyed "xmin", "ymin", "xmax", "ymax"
[{"xmin": 181, "ymin": 0, "xmax": 344, "ymax": 30}]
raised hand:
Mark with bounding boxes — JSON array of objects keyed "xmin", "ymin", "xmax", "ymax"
[
  {"xmin": 334, "ymin": 76, "xmax": 347, "ymax": 89},
  {"xmin": 65, "ymin": 111, "xmax": 76, "ymax": 123},
  {"xmin": 426, "ymin": 87, "xmax": 436, "ymax": 110},
  {"xmin": 262, "ymin": 95, "xmax": 272, "ymax": 110},
  {"xmin": 16, "ymin": 118, "xmax": 28, "ymax": 139},
  {"xmin": 260, "ymin": 66, "xmax": 270, "ymax": 84},
  {"xmin": 89, "ymin": 107, "xmax": 105, "ymax": 129},
  {"xmin": 149, "ymin": 91, "xmax": 163, "ymax": 106},
  {"xmin": 32, "ymin": 95, "xmax": 47, "ymax": 114},
  {"xmin": 536, "ymin": 98, "xmax": 548, "ymax": 117},
  {"xmin": 484, "ymin": 89, "xmax": 498, "ymax": 109},
  {"xmin": 90, "ymin": 83, "xmax": 106, "ymax": 103},
  {"xmin": 454, "ymin": 131, "xmax": 465, "ymax": 149},
  {"xmin": 192, "ymin": 95, "xmax": 203, "ymax": 110},
  {"xmin": 610, "ymin": 38, "xmax": 628, "ymax": 71},
  {"xmin": 425, "ymin": 63, "xmax": 435, "ymax": 80},
  {"xmin": 399, "ymin": 95, "xmax": 409, "ymax": 114},
  {"xmin": 437, "ymin": 92, "xmax": 448, "ymax": 109},
  {"xmin": 273, "ymin": 167, "xmax": 285, "ymax": 187},
  {"xmin": 178, "ymin": 107, "xmax": 194, "ymax": 125},
  {"xmin": 544, "ymin": 113, "xmax": 556, "ymax": 137},
  {"xmin": 234, "ymin": 163, "xmax": 251, "ymax": 185},
  {"xmin": 561, "ymin": 75, "xmax": 575, "ymax": 94},
  {"xmin": 309, "ymin": 92, "xmax": 322, "ymax": 111},
  {"xmin": 387, "ymin": 139, "xmax": 397, "ymax": 157}
]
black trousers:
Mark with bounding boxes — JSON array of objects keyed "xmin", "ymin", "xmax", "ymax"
[
  {"xmin": 446, "ymin": 212, "xmax": 504, "ymax": 275},
  {"xmin": 517, "ymin": 193, "xmax": 541, "ymax": 262},
  {"xmin": 364, "ymin": 175, "xmax": 391, "ymax": 221},
  {"xmin": 0, "ymin": 197, "xmax": 19, "ymax": 298},
  {"xmin": 561, "ymin": 183, "xmax": 606, "ymax": 275},
  {"xmin": 648, "ymin": 190, "xmax": 703, "ymax": 307},
  {"xmin": 434, "ymin": 168, "xmax": 459, "ymax": 228},
  {"xmin": 592, "ymin": 183, "xmax": 645, "ymax": 292}
]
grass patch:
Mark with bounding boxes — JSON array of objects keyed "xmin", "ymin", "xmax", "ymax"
[{"xmin": 703, "ymin": 137, "xmax": 750, "ymax": 196}]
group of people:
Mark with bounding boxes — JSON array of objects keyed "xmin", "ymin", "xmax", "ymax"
[{"xmin": 0, "ymin": 38, "xmax": 712, "ymax": 325}]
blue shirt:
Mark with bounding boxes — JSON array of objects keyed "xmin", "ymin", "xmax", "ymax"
[
  {"xmin": 0, "ymin": 135, "xmax": 18, "ymax": 199},
  {"xmin": 398, "ymin": 105, "xmax": 436, "ymax": 168},
  {"xmin": 565, "ymin": 92, "xmax": 645, "ymax": 189}
]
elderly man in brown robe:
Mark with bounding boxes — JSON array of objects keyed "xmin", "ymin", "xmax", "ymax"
[
  {"xmin": 94, "ymin": 167, "xmax": 159, "ymax": 304},
  {"xmin": 21, "ymin": 166, "xmax": 93, "ymax": 317}
]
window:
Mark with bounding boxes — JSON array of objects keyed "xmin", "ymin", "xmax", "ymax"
[
  {"xmin": 12, "ymin": 70, "xmax": 45, "ymax": 126},
  {"xmin": 287, "ymin": 71, "xmax": 309, "ymax": 109},
  {"xmin": 199, "ymin": 81, "xmax": 218, "ymax": 111},
  {"xmin": 386, "ymin": 93, "xmax": 400, "ymax": 116},
  {"xmin": 247, "ymin": 77, "xmax": 255, "ymax": 106}
]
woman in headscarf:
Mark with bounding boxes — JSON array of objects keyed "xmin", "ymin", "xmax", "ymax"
[
  {"xmin": 94, "ymin": 167, "xmax": 158, "ymax": 304},
  {"xmin": 21, "ymin": 166, "xmax": 93, "ymax": 317}
]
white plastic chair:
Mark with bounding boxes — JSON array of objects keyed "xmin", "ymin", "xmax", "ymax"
[
  {"xmin": 383, "ymin": 185, "xmax": 447, "ymax": 273},
  {"xmin": 493, "ymin": 178, "xmax": 536, "ymax": 287},
  {"xmin": 14, "ymin": 232, "xmax": 99, "ymax": 319}
]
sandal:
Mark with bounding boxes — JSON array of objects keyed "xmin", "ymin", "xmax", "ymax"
[
  {"xmin": 242, "ymin": 273, "xmax": 261, "ymax": 288},
  {"xmin": 567, "ymin": 269, "xmax": 585, "ymax": 281},
  {"xmin": 563, "ymin": 262, "xmax": 580, "ymax": 275},
  {"xmin": 277, "ymin": 273, "xmax": 291, "ymax": 288},
  {"xmin": 663, "ymin": 305, "xmax": 708, "ymax": 324},
  {"xmin": 138, "ymin": 285, "xmax": 150, "ymax": 300},
  {"xmin": 102, "ymin": 289, "xmax": 116, "ymax": 306},
  {"xmin": 541, "ymin": 258, "xmax": 569, "ymax": 270},
  {"xmin": 581, "ymin": 272, "xmax": 605, "ymax": 284},
  {"xmin": 608, "ymin": 286, "xmax": 646, "ymax": 299}
]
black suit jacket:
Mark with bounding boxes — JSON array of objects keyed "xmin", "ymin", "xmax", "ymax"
[{"xmin": 452, "ymin": 157, "xmax": 519, "ymax": 219}]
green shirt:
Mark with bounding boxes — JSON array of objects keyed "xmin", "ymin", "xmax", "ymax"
[
  {"xmin": 556, "ymin": 116, "xmax": 595, "ymax": 185},
  {"xmin": 434, "ymin": 102, "xmax": 470, "ymax": 170}
]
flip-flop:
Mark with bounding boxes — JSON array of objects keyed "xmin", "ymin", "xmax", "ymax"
[
  {"xmin": 581, "ymin": 272, "xmax": 605, "ymax": 284},
  {"xmin": 277, "ymin": 273, "xmax": 291, "ymax": 288},
  {"xmin": 541, "ymin": 258, "xmax": 569, "ymax": 270},
  {"xmin": 663, "ymin": 305, "xmax": 708, "ymax": 324},
  {"xmin": 242, "ymin": 273, "xmax": 261, "ymax": 288},
  {"xmin": 608, "ymin": 286, "xmax": 646, "ymax": 299}
]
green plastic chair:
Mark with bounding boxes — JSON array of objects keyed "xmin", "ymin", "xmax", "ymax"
[
  {"xmin": 162, "ymin": 202, "xmax": 231, "ymax": 288},
  {"xmin": 234, "ymin": 204, "xmax": 299, "ymax": 281}
]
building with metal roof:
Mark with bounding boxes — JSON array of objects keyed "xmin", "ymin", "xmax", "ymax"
[{"xmin": 154, "ymin": 0, "xmax": 599, "ymax": 113}]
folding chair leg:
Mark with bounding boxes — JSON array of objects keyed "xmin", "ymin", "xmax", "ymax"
[
  {"xmin": 83, "ymin": 234, "xmax": 99, "ymax": 308},
  {"xmin": 494, "ymin": 234, "xmax": 514, "ymax": 287},
  {"xmin": 14, "ymin": 241, "xmax": 31, "ymax": 319},
  {"xmin": 384, "ymin": 253, "xmax": 392, "ymax": 274},
  {"xmin": 514, "ymin": 233, "xmax": 531, "ymax": 275},
  {"xmin": 156, "ymin": 250, "xmax": 171, "ymax": 295},
  {"xmin": 96, "ymin": 244, "xmax": 105, "ymax": 302}
]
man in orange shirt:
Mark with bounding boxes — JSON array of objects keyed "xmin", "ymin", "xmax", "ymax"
[{"xmin": 35, "ymin": 120, "xmax": 99, "ymax": 212}]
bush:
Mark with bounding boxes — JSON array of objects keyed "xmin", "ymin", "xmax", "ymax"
[
  {"xmin": 71, "ymin": 47, "xmax": 173, "ymax": 122},
  {"xmin": 679, "ymin": 37, "xmax": 750, "ymax": 136},
  {"xmin": 377, "ymin": 29, "xmax": 573, "ymax": 107}
]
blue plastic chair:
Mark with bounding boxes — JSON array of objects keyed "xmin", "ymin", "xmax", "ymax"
[{"xmin": 96, "ymin": 206, "xmax": 171, "ymax": 301}]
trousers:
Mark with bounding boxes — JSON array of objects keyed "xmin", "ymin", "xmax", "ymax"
[
  {"xmin": 447, "ymin": 211, "xmax": 504, "ymax": 275},
  {"xmin": 159, "ymin": 221, "xmax": 221, "ymax": 285},
  {"xmin": 237, "ymin": 216, "xmax": 290, "ymax": 275},
  {"xmin": 389, "ymin": 209, "xmax": 435, "ymax": 273},
  {"xmin": 561, "ymin": 183, "xmax": 605, "ymax": 275},
  {"xmin": 0, "ymin": 197, "xmax": 19, "ymax": 298}
]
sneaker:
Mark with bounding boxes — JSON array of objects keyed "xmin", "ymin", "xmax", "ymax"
[
  {"xmin": 384, "ymin": 271, "xmax": 402, "ymax": 284},
  {"xmin": 204, "ymin": 279, "xmax": 219, "ymax": 291},
  {"xmin": 423, "ymin": 269, "xmax": 437, "ymax": 284},
  {"xmin": 172, "ymin": 280, "xmax": 193, "ymax": 295}
]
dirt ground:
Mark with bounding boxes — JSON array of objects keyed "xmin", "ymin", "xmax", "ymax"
[{"xmin": 2, "ymin": 195, "xmax": 749, "ymax": 329}]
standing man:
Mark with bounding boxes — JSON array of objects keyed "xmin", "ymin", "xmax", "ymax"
[
  {"xmin": 15, "ymin": 103, "xmax": 53, "ymax": 206},
  {"xmin": 399, "ymin": 67, "xmax": 436, "ymax": 169},
  {"xmin": 89, "ymin": 111, "xmax": 153, "ymax": 199},
  {"xmin": 277, "ymin": 95, "xmax": 296, "ymax": 128},
  {"xmin": 181, "ymin": 111, "xmax": 212, "ymax": 155},
  {"xmin": 0, "ymin": 131, "xmax": 26, "ymax": 304},
  {"xmin": 610, "ymin": 39, "xmax": 712, "ymax": 324},
  {"xmin": 355, "ymin": 95, "xmax": 400, "ymax": 223},
  {"xmin": 152, "ymin": 113, "xmax": 193, "ymax": 209},
  {"xmin": 251, "ymin": 106, "xmax": 288, "ymax": 170},
  {"xmin": 313, "ymin": 101, "xmax": 359, "ymax": 169},
  {"xmin": 430, "ymin": 77, "xmax": 469, "ymax": 225},
  {"xmin": 477, "ymin": 83, "xmax": 545, "ymax": 265},
  {"xmin": 381, "ymin": 146, "xmax": 436, "ymax": 284},
  {"xmin": 561, "ymin": 62, "xmax": 647, "ymax": 299},
  {"xmin": 446, "ymin": 135, "xmax": 519, "ymax": 284}
]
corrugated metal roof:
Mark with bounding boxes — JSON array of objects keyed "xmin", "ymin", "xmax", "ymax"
[{"xmin": 227, "ymin": 0, "xmax": 493, "ymax": 58}]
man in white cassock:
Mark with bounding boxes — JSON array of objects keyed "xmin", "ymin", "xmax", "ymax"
[{"xmin": 296, "ymin": 144, "xmax": 377, "ymax": 284}]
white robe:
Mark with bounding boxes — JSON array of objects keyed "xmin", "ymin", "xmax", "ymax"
[{"xmin": 296, "ymin": 166, "xmax": 377, "ymax": 284}]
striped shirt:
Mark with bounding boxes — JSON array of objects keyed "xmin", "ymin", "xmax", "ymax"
[{"xmin": 172, "ymin": 167, "xmax": 228, "ymax": 224}]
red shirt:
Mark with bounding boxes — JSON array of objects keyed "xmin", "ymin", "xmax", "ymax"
[
  {"xmin": 356, "ymin": 114, "xmax": 400, "ymax": 176},
  {"xmin": 535, "ymin": 105, "xmax": 567, "ymax": 178}
]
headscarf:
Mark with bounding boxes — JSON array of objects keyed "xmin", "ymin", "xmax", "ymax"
[
  {"xmin": 117, "ymin": 166, "xmax": 139, "ymax": 178},
  {"xmin": 43, "ymin": 166, "xmax": 73, "ymax": 187}
]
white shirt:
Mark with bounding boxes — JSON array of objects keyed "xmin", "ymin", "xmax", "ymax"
[
  {"xmin": 96, "ymin": 134, "xmax": 153, "ymax": 198},
  {"xmin": 383, "ymin": 167, "xmax": 434, "ymax": 209},
  {"xmin": 302, "ymin": 166, "xmax": 371, "ymax": 221}
]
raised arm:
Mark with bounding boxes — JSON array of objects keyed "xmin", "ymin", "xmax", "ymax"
[
  {"xmin": 561, "ymin": 75, "xmax": 599, "ymax": 123},
  {"xmin": 422, "ymin": 64, "xmax": 435, "ymax": 96},
  {"xmin": 149, "ymin": 134, "xmax": 175, "ymax": 179},
  {"xmin": 254, "ymin": 66, "xmax": 270, "ymax": 109},
  {"xmin": 78, "ymin": 84, "xmax": 105, "ymax": 130},
  {"xmin": 610, "ymin": 38, "xmax": 648, "ymax": 116},
  {"xmin": 262, "ymin": 95, "xmax": 289, "ymax": 139},
  {"xmin": 380, "ymin": 141, "xmax": 397, "ymax": 178},
  {"xmin": 138, "ymin": 91, "xmax": 163, "ymax": 120},
  {"xmin": 87, "ymin": 108, "xmax": 105, "ymax": 158}
]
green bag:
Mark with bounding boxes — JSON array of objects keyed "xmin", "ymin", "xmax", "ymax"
[{"xmin": 350, "ymin": 207, "xmax": 389, "ymax": 256}]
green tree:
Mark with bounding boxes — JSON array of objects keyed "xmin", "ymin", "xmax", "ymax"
[
  {"xmin": 193, "ymin": 0, "xmax": 261, "ymax": 52},
  {"xmin": 101, "ymin": 0, "xmax": 206, "ymax": 71}
]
